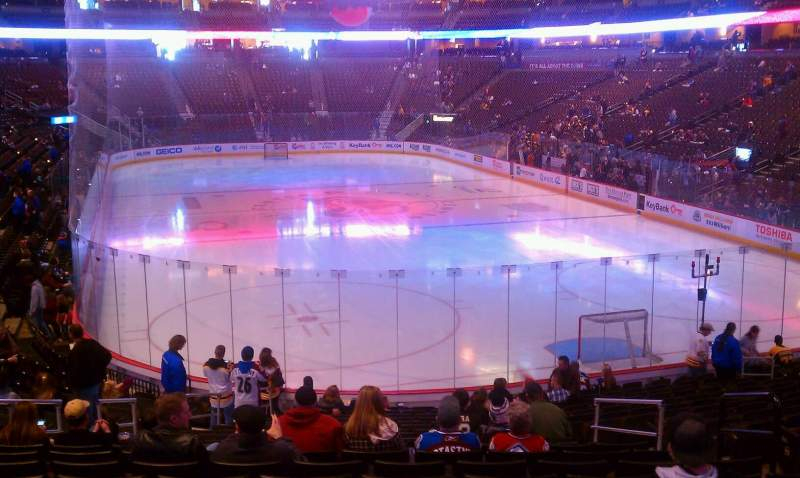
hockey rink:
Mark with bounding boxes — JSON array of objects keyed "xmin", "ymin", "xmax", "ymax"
[{"xmin": 76, "ymin": 152, "xmax": 800, "ymax": 391}]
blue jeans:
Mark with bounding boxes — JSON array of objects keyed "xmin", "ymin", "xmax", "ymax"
[
  {"xmin": 210, "ymin": 403, "xmax": 234, "ymax": 428},
  {"xmin": 76, "ymin": 383, "xmax": 101, "ymax": 425}
]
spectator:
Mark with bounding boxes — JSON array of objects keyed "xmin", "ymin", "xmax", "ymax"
[
  {"xmin": 466, "ymin": 389, "xmax": 490, "ymax": 436},
  {"xmin": 258, "ymin": 347, "xmax": 284, "ymax": 415},
  {"xmin": 489, "ymin": 401, "xmax": 549, "ymax": 453},
  {"xmin": 343, "ymin": 385, "xmax": 403, "ymax": 451},
  {"xmin": 203, "ymin": 345, "xmax": 233, "ymax": 427},
  {"xmin": 131, "ymin": 393, "xmax": 207, "ymax": 463},
  {"xmin": 521, "ymin": 382, "xmax": 572, "ymax": 443},
  {"xmin": 0, "ymin": 365, "xmax": 18, "ymax": 400},
  {"xmin": 547, "ymin": 372, "xmax": 570, "ymax": 403},
  {"xmin": 687, "ymin": 323, "xmax": 714, "ymax": 377},
  {"xmin": 318, "ymin": 385, "xmax": 347, "ymax": 417},
  {"xmin": 232, "ymin": 346, "xmax": 265, "ymax": 409},
  {"xmin": 452, "ymin": 388, "xmax": 471, "ymax": 432},
  {"xmin": 656, "ymin": 415, "xmax": 717, "ymax": 478},
  {"xmin": 28, "ymin": 269, "xmax": 50, "ymax": 338},
  {"xmin": 598, "ymin": 363, "xmax": 618, "ymax": 392},
  {"xmin": 53, "ymin": 399, "xmax": 115, "ymax": 447},
  {"xmin": 488, "ymin": 388, "xmax": 510, "ymax": 430},
  {"xmin": 67, "ymin": 324, "xmax": 112, "ymax": 423},
  {"xmin": 211, "ymin": 405, "xmax": 298, "ymax": 465},
  {"xmin": 415, "ymin": 396, "xmax": 480, "ymax": 453},
  {"xmin": 739, "ymin": 325, "xmax": 760, "ymax": 357},
  {"xmin": 768, "ymin": 335, "xmax": 793, "ymax": 365},
  {"xmin": 161, "ymin": 335, "xmax": 187, "ymax": 394},
  {"xmin": 712, "ymin": 322, "xmax": 742, "ymax": 381},
  {"xmin": 0, "ymin": 402, "xmax": 48, "ymax": 446},
  {"xmin": 279, "ymin": 383, "xmax": 344, "ymax": 454},
  {"xmin": 552, "ymin": 355, "xmax": 574, "ymax": 392}
]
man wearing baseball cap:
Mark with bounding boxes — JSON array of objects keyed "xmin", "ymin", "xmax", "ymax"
[
  {"xmin": 53, "ymin": 399, "xmax": 115, "ymax": 447},
  {"xmin": 687, "ymin": 323, "xmax": 714, "ymax": 377}
]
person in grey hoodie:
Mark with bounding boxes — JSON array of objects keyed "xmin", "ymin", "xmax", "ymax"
[{"xmin": 656, "ymin": 415, "xmax": 717, "ymax": 478}]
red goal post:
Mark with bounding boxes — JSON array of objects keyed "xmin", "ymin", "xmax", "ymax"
[{"xmin": 577, "ymin": 309, "xmax": 650, "ymax": 366}]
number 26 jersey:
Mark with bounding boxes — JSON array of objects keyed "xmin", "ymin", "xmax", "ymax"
[{"xmin": 231, "ymin": 368, "xmax": 264, "ymax": 408}]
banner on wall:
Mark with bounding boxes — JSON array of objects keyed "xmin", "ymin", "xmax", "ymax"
[
  {"xmin": 513, "ymin": 164, "xmax": 567, "ymax": 192},
  {"xmin": 568, "ymin": 178, "xmax": 638, "ymax": 210}
]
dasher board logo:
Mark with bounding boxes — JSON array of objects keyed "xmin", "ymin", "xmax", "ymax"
[
  {"xmin": 134, "ymin": 150, "xmax": 151, "ymax": 158},
  {"xmin": 605, "ymin": 187, "xmax": 632, "ymax": 204},
  {"xmin": 702, "ymin": 212, "xmax": 733, "ymax": 232},
  {"xmin": 348, "ymin": 142, "xmax": 373, "ymax": 149},
  {"xmin": 645, "ymin": 199, "xmax": 684, "ymax": 217},
  {"xmin": 538, "ymin": 172, "xmax": 562, "ymax": 185},
  {"xmin": 384, "ymin": 142, "xmax": 402, "ymax": 150},
  {"xmin": 473, "ymin": 155, "xmax": 483, "ymax": 164},
  {"xmin": 230, "ymin": 144, "xmax": 248, "ymax": 152},
  {"xmin": 155, "ymin": 147, "xmax": 183, "ymax": 155},
  {"xmin": 408, "ymin": 143, "xmax": 421, "ymax": 151},
  {"xmin": 586, "ymin": 183, "xmax": 599, "ymax": 197},
  {"xmin": 570, "ymin": 179, "xmax": 583, "ymax": 193},
  {"xmin": 755, "ymin": 223, "xmax": 793, "ymax": 243},
  {"xmin": 318, "ymin": 141, "xmax": 338, "ymax": 150},
  {"xmin": 291, "ymin": 143, "xmax": 306, "ymax": 150},
  {"xmin": 422, "ymin": 145, "xmax": 431, "ymax": 152}
]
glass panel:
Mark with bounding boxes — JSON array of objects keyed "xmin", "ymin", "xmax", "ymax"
[
  {"xmin": 557, "ymin": 259, "xmax": 607, "ymax": 371},
  {"xmin": 184, "ymin": 262, "xmax": 235, "ymax": 378},
  {"xmin": 229, "ymin": 266, "xmax": 285, "ymax": 380},
  {"xmin": 145, "ymin": 258, "xmax": 189, "ymax": 373},
  {"xmin": 784, "ymin": 257, "xmax": 800, "ymax": 344},
  {"xmin": 399, "ymin": 268, "xmax": 454, "ymax": 391},
  {"xmin": 281, "ymin": 269, "xmax": 340, "ymax": 389},
  {"xmin": 651, "ymin": 251, "xmax": 700, "ymax": 366},
  {"xmin": 604, "ymin": 255, "xmax": 654, "ymax": 370},
  {"xmin": 455, "ymin": 266, "xmax": 507, "ymax": 388},
  {"xmin": 115, "ymin": 251, "xmax": 151, "ymax": 366},
  {"xmin": 702, "ymin": 247, "xmax": 745, "ymax": 338},
  {"xmin": 509, "ymin": 263, "xmax": 557, "ymax": 382},
  {"xmin": 340, "ymin": 270, "xmax": 397, "ymax": 391},
  {"xmin": 741, "ymin": 249, "xmax": 785, "ymax": 355},
  {"xmin": 94, "ymin": 246, "xmax": 121, "ymax": 355}
]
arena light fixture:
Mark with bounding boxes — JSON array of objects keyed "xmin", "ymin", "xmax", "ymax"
[{"xmin": 0, "ymin": 11, "xmax": 764, "ymax": 42}]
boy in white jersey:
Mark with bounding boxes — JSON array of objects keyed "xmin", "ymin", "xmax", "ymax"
[{"xmin": 231, "ymin": 346, "xmax": 265, "ymax": 408}]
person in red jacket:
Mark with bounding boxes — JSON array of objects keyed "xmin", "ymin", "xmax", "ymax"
[{"xmin": 279, "ymin": 383, "xmax": 344, "ymax": 454}]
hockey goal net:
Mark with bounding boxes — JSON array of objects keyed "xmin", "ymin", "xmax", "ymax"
[
  {"xmin": 577, "ymin": 309, "xmax": 649, "ymax": 367},
  {"xmin": 264, "ymin": 142, "xmax": 289, "ymax": 160}
]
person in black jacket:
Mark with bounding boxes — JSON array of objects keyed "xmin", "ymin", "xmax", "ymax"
[
  {"xmin": 132, "ymin": 393, "xmax": 207, "ymax": 464},
  {"xmin": 210, "ymin": 405, "xmax": 298, "ymax": 466},
  {"xmin": 67, "ymin": 324, "xmax": 111, "ymax": 423}
]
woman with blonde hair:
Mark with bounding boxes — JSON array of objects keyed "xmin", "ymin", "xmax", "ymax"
[
  {"xmin": 344, "ymin": 385, "xmax": 403, "ymax": 451},
  {"xmin": 257, "ymin": 347, "xmax": 284, "ymax": 415},
  {"xmin": 0, "ymin": 402, "xmax": 48, "ymax": 446}
]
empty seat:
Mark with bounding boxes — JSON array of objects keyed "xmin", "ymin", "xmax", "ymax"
[
  {"xmin": 292, "ymin": 459, "xmax": 366, "ymax": 477},
  {"xmin": 0, "ymin": 460, "xmax": 47, "ymax": 478},
  {"xmin": 48, "ymin": 450, "xmax": 116, "ymax": 463},
  {"xmin": 537, "ymin": 459, "xmax": 612, "ymax": 477},
  {"xmin": 456, "ymin": 459, "xmax": 527, "ymax": 478},
  {"xmin": 342, "ymin": 449, "xmax": 408, "ymax": 463},
  {"xmin": 374, "ymin": 459, "xmax": 446, "ymax": 477},
  {"xmin": 211, "ymin": 460, "xmax": 284, "ymax": 477},
  {"xmin": 130, "ymin": 460, "xmax": 199, "ymax": 478},
  {"xmin": 51, "ymin": 460, "xmax": 122, "ymax": 478}
]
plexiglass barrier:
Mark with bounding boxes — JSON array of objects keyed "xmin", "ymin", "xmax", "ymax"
[{"xmin": 74, "ymin": 233, "xmax": 800, "ymax": 392}]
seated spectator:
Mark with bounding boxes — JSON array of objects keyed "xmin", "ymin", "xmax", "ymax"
[
  {"xmin": 768, "ymin": 335, "xmax": 793, "ymax": 365},
  {"xmin": 489, "ymin": 401, "xmax": 549, "ymax": 453},
  {"xmin": 318, "ymin": 385, "xmax": 347, "ymax": 417},
  {"xmin": 53, "ymin": 399, "xmax": 115, "ymax": 447},
  {"xmin": 415, "ymin": 396, "xmax": 480, "ymax": 453},
  {"xmin": 211, "ymin": 405, "xmax": 298, "ymax": 465},
  {"xmin": 547, "ymin": 373, "xmax": 570, "ymax": 403},
  {"xmin": 344, "ymin": 385, "xmax": 403, "ymax": 451},
  {"xmin": 131, "ymin": 393, "xmax": 207, "ymax": 463},
  {"xmin": 279, "ymin": 383, "xmax": 343, "ymax": 454},
  {"xmin": 598, "ymin": 363, "xmax": 618, "ymax": 392},
  {"xmin": 656, "ymin": 415, "xmax": 717, "ymax": 478},
  {"xmin": 0, "ymin": 402, "xmax": 49, "ymax": 446},
  {"xmin": 521, "ymin": 382, "xmax": 572, "ymax": 444},
  {"xmin": 488, "ymin": 386, "xmax": 510, "ymax": 431}
]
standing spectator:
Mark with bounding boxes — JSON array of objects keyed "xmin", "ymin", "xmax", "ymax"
[
  {"xmin": 598, "ymin": 363, "xmax": 618, "ymax": 392},
  {"xmin": 132, "ymin": 393, "xmax": 207, "ymax": 463},
  {"xmin": 318, "ymin": 385, "xmax": 347, "ymax": 417},
  {"xmin": 161, "ymin": 335, "xmax": 187, "ymax": 394},
  {"xmin": 415, "ymin": 396, "xmax": 481, "ymax": 453},
  {"xmin": 712, "ymin": 322, "xmax": 742, "ymax": 381},
  {"xmin": 547, "ymin": 373, "xmax": 571, "ymax": 403},
  {"xmin": 656, "ymin": 415, "xmax": 717, "ymax": 478},
  {"xmin": 343, "ymin": 385, "xmax": 403, "ymax": 451},
  {"xmin": 466, "ymin": 389, "xmax": 490, "ymax": 437},
  {"xmin": 739, "ymin": 325, "xmax": 760, "ymax": 357},
  {"xmin": 0, "ymin": 402, "xmax": 49, "ymax": 446},
  {"xmin": 67, "ymin": 324, "xmax": 112, "ymax": 423},
  {"xmin": 452, "ymin": 388, "xmax": 471, "ymax": 432},
  {"xmin": 28, "ymin": 270, "xmax": 50, "ymax": 338},
  {"xmin": 521, "ymin": 382, "xmax": 572, "ymax": 444},
  {"xmin": 231, "ymin": 346, "xmax": 264, "ymax": 409},
  {"xmin": 687, "ymin": 323, "xmax": 714, "ymax": 377},
  {"xmin": 279, "ymin": 382, "xmax": 344, "ymax": 454},
  {"xmin": 10, "ymin": 188, "xmax": 25, "ymax": 229},
  {"xmin": 768, "ymin": 335, "xmax": 793, "ymax": 365},
  {"xmin": 489, "ymin": 401, "xmax": 549, "ymax": 453},
  {"xmin": 258, "ymin": 347, "xmax": 284, "ymax": 415},
  {"xmin": 54, "ymin": 399, "xmax": 115, "ymax": 447},
  {"xmin": 203, "ymin": 345, "xmax": 233, "ymax": 427},
  {"xmin": 211, "ymin": 405, "xmax": 298, "ymax": 465}
]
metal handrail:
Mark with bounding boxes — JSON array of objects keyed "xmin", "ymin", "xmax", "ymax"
[
  {"xmin": 0, "ymin": 398, "xmax": 64, "ymax": 434},
  {"xmin": 97, "ymin": 397, "xmax": 139, "ymax": 437},
  {"xmin": 718, "ymin": 391, "xmax": 781, "ymax": 473},
  {"xmin": 185, "ymin": 392, "xmax": 222, "ymax": 428},
  {"xmin": 741, "ymin": 355, "xmax": 776, "ymax": 379},
  {"xmin": 592, "ymin": 397, "xmax": 665, "ymax": 450}
]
